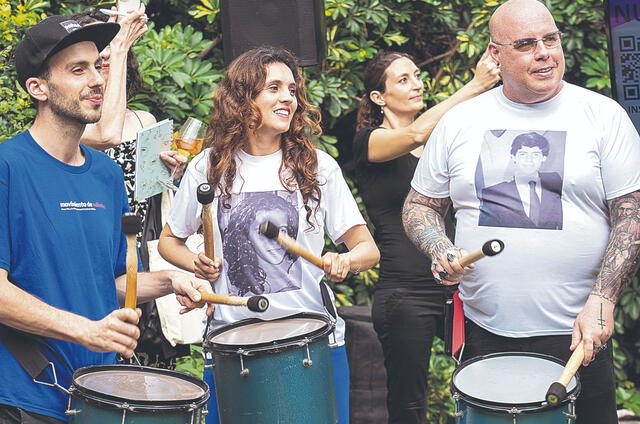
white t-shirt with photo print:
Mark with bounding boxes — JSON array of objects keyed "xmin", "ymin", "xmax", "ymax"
[
  {"xmin": 168, "ymin": 147, "xmax": 365, "ymax": 344},
  {"xmin": 411, "ymin": 82, "xmax": 640, "ymax": 337}
]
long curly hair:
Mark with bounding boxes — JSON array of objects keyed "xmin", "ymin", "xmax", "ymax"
[
  {"xmin": 206, "ymin": 46, "xmax": 323, "ymax": 229},
  {"xmin": 222, "ymin": 192, "xmax": 298, "ymax": 296},
  {"xmin": 71, "ymin": 10, "xmax": 146, "ymax": 96},
  {"xmin": 356, "ymin": 51, "xmax": 413, "ymax": 131}
]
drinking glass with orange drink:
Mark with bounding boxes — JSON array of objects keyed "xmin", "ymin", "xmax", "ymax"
[{"xmin": 171, "ymin": 117, "xmax": 208, "ymax": 181}]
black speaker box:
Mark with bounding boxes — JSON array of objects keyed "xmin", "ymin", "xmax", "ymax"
[
  {"xmin": 340, "ymin": 305, "xmax": 389, "ymax": 424},
  {"xmin": 219, "ymin": 0, "xmax": 326, "ymax": 66}
]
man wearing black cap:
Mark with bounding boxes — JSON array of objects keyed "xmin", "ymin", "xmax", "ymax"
[{"xmin": 0, "ymin": 16, "xmax": 213, "ymax": 423}]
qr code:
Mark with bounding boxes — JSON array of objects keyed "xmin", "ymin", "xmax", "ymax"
[{"xmin": 619, "ymin": 35, "xmax": 640, "ymax": 100}]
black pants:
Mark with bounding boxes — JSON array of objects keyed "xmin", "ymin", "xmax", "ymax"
[
  {"xmin": 371, "ymin": 286, "xmax": 446, "ymax": 424},
  {"xmin": 0, "ymin": 405, "xmax": 65, "ymax": 424},
  {"xmin": 462, "ymin": 319, "xmax": 617, "ymax": 424}
]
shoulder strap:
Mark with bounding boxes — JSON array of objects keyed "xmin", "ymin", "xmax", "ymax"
[
  {"xmin": 0, "ymin": 325, "xmax": 50, "ymax": 379},
  {"xmin": 131, "ymin": 110, "xmax": 145, "ymax": 129}
]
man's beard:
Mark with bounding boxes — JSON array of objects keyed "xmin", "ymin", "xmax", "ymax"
[{"xmin": 48, "ymin": 82, "xmax": 102, "ymax": 125}]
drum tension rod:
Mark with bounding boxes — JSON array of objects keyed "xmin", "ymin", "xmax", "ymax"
[
  {"xmin": 564, "ymin": 397, "xmax": 577, "ymax": 423},
  {"xmin": 452, "ymin": 394, "xmax": 464, "ymax": 418},
  {"xmin": 302, "ymin": 339, "xmax": 313, "ymax": 367},
  {"xmin": 64, "ymin": 393, "xmax": 78, "ymax": 417},
  {"xmin": 238, "ymin": 350, "xmax": 249, "ymax": 376},
  {"xmin": 508, "ymin": 407, "xmax": 521, "ymax": 424}
]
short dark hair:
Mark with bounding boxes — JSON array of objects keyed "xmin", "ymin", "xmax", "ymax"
[{"xmin": 510, "ymin": 132, "xmax": 550, "ymax": 156}]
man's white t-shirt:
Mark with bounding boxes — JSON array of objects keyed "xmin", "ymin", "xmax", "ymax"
[
  {"xmin": 168, "ymin": 148, "xmax": 365, "ymax": 344},
  {"xmin": 411, "ymin": 83, "xmax": 640, "ymax": 337}
]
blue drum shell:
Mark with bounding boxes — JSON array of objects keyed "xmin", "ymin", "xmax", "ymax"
[
  {"xmin": 68, "ymin": 365, "xmax": 209, "ymax": 424},
  {"xmin": 208, "ymin": 313, "xmax": 338, "ymax": 424}
]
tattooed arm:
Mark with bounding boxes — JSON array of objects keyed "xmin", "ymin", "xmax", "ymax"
[
  {"xmin": 572, "ymin": 190, "xmax": 640, "ymax": 365},
  {"xmin": 402, "ymin": 188, "xmax": 471, "ymax": 284}
]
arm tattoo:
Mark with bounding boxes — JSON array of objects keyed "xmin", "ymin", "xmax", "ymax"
[
  {"xmin": 592, "ymin": 190, "xmax": 640, "ymax": 303},
  {"xmin": 402, "ymin": 188, "xmax": 453, "ymax": 259}
]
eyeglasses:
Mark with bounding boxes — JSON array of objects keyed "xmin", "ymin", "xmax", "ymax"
[{"xmin": 492, "ymin": 31, "xmax": 563, "ymax": 53}]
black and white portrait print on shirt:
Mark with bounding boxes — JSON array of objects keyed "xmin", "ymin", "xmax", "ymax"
[
  {"xmin": 218, "ymin": 190, "xmax": 302, "ymax": 296},
  {"xmin": 476, "ymin": 130, "xmax": 566, "ymax": 230}
]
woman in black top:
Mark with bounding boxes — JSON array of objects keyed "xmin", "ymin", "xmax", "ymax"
[{"xmin": 353, "ymin": 50, "xmax": 500, "ymax": 424}]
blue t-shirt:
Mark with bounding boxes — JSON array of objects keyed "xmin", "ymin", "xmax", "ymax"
[{"xmin": 0, "ymin": 131, "xmax": 128, "ymax": 420}]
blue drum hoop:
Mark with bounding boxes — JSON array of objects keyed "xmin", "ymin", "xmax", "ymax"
[
  {"xmin": 206, "ymin": 312, "xmax": 334, "ymax": 356},
  {"xmin": 70, "ymin": 365, "xmax": 210, "ymax": 413},
  {"xmin": 451, "ymin": 352, "xmax": 581, "ymax": 414}
]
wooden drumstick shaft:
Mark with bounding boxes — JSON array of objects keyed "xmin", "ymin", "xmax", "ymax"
[
  {"xmin": 122, "ymin": 213, "xmax": 142, "ymax": 310},
  {"xmin": 259, "ymin": 221, "xmax": 324, "ymax": 269},
  {"xmin": 557, "ymin": 341, "xmax": 584, "ymax": 387},
  {"xmin": 124, "ymin": 234, "xmax": 138, "ymax": 309},
  {"xmin": 201, "ymin": 203, "xmax": 215, "ymax": 260},
  {"xmin": 197, "ymin": 183, "xmax": 216, "ymax": 260},
  {"xmin": 458, "ymin": 250, "xmax": 485, "ymax": 268},
  {"xmin": 199, "ymin": 292, "xmax": 248, "ymax": 307}
]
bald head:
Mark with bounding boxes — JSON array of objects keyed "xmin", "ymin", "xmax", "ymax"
[
  {"xmin": 489, "ymin": 0, "xmax": 555, "ymax": 43},
  {"xmin": 487, "ymin": 0, "xmax": 564, "ymax": 104}
]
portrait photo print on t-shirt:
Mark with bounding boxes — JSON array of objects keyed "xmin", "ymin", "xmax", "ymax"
[
  {"xmin": 218, "ymin": 190, "xmax": 303, "ymax": 296},
  {"xmin": 476, "ymin": 129, "xmax": 566, "ymax": 230}
]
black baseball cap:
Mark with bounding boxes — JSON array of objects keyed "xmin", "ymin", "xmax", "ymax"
[{"xmin": 15, "ymin": 15, "xmax": 119, "ymax": 91}]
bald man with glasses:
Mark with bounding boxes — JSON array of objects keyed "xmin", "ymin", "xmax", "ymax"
[{"xmin": 402, "ymin": 0, "xmax": 640, "ymax": 422}]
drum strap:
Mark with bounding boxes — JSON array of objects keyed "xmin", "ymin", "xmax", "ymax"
[{"xmin": 0, "ymin": 325, "xmax": 50, "ymax": 379}]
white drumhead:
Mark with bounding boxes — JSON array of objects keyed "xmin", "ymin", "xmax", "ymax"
[
  {"xmin": 210, "ymin": 317, "xmax": 327, "ymax": 345},
  {"xmin": 453, "ymin": 355, "xmax": 578, "ymax": 404},
  {"xmin": 75, "ymin": 370, "xmax": 206, "ymax": 401}
]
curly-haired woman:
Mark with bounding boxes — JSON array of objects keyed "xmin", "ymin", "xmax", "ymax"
[{"xmin": 159, "ymin": 46, "xmax": 380, "ymax": 424}]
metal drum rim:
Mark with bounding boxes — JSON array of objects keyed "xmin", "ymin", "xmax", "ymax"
[
  {"xmin": 451, "ymin": 351, "xmax": 581, "ymax": 412},
  {"xmin": 70, "ymin": 365, "xmax": 210, "ymax": 411},
  {"xmin": 205, "ymin": 312, "xmax": 334, "ymax": 355}
]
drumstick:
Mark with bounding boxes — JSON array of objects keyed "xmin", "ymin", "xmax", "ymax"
[
  {"xmin": 197, "ymin": 183, "xmax": 216, "ymax": 260},
  {"xmin": 122, "ymin": 213, "xmax": 143, "ymax": 309},
  {"xmin": 198, "ymin": 292, "xmax": 269, "ymax": 312},
  {"xmin": 545, "ymin": 341, "xmax": 585, "ymax": 405},
  {"xmin": 259, "ymin": 220, "xmax": 324, "ymax": 269},
  {"xmin": 439, "ymin": 239, "xmax": 504, "ymax": 279},
  {"xmin": 459, "ymin": 239, "xmax": 504, "ymax": 267}
]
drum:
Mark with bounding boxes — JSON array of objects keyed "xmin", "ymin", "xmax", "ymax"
[
  {"xmin": 67, "ymin": 365, "xmax": 209, "ymax": 424},
  {"xmin": 451, "ymin": 353, "xmax": 580, "ymax": 423},
  {"xmin": 206, "ymin": 313, "xmax": 338, "ymax": 424}
]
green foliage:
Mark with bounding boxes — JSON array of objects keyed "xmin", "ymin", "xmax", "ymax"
[
  {"xmin": 613, "ymin": 276, "xmax": 640, "ymax": 386},
  {"xmin": 0, "ymin": 0, "xmax": 48, "ymax": 140},
  {"xmin": 426, "ymin": 338, "xmax": 456, "ymax": 424},
  {"xmin": 174, "ymin": 343, "xmax": 205, "ymax": 379},
  {"xmin": 617, "ymin": 381, "xmax": 640, "ymax": 415},
  {"xmin": 131, "ymin": 22, "xmax": 222, "ymax": 123}
]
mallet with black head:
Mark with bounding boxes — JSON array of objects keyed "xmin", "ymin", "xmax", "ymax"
[
  {"xmin": 545, "ymin": 341, "xmax": 584, "ymax": 405},
  {"xmin": 197, "ymin": 292, "xmax": 269, "ymax": 313},
  {"xmin": 259, "ymin": 220, "xmax": 324, "ymax": 269},
  {"xmin": 197, "ymin": 183, "xmax": 216, "ymax": 260},
  {"xmin": 439, "ymin": 239, "xmax": 505, "ymax": 281}
]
